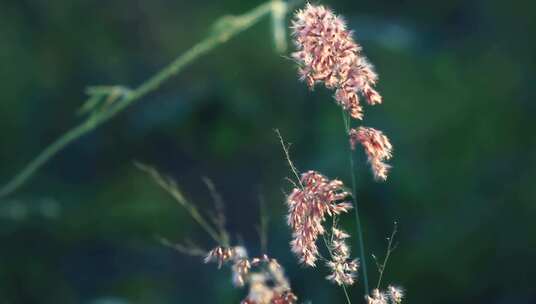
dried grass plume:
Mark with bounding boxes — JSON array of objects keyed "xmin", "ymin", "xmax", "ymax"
[
  {"xmin": 291, "ymin": 3, "xmax": 382, "ymax": 120},
  {"xmin": 287, "ymin": 170, "xmax": 352, "ymax": 267},
  {"xmin": 349, "ymin": 127, "xmax": 393, "ymax": 181}
]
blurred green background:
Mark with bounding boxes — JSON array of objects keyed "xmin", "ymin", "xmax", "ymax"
[{"xmin": 0, "ymin": 0, "xmax": 535, "ymax": 303}]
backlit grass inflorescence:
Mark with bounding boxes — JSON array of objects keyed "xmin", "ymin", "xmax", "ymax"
[
  {"xmin": 205, "ymin": 247, "xmax": 298, "ymax": 304},
  {"xmin": 349, "ymin": 127, "xmax": 393, "ymax": 181},
  {"xmin": 286, "ymin": 170, "xmax": 361, "ymax": 287},
  {"xmin": 291, "ymin": 3, "xmax": 382, "ymax": 120},
  {"xmin": 286, "ymin": 170, "xmax": 353, "ymax": 267},
  {"xmin": 365, "ymin": 286, "xmax": 404, "ymax": 304}
]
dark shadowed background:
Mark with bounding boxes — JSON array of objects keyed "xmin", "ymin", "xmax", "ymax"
[{"xmin": 0, "ymin": 0, "xmax": 535, "ymax": 303}]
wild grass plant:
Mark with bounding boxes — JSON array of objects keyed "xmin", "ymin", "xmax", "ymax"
[{"xmin": 2, "ymin": 1, "xmax": 404, "ymax": 303}]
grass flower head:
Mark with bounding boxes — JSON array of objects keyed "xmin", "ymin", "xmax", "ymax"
[{"xmin": 291, "ymin": 3, "xmax": 383, "ymax": 120}]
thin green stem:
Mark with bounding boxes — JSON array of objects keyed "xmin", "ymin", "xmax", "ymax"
[
  {"xmin": 257, "ymin": 193, "xmax": 269, "ymax": 254},
  {"xmin": 341, "ymin": 110, "xmax": 370, "ymax": 294},
  {"xmin": 0, "ymin": 0, "xmax": 299, "ymax": 198},
  {"xmin": 271, "ymin": 0, "xmax": 288, "ymax": 53},
  {"xmin": 275, "ymin": 129, "xmax": 304, "ymax": 189},
  {"xmin": 342, "ymin": 285, "xmax": 352, "ymax": 304},
  {"xmin": 374, "ymin": 221, "xmax": 398, "ymax": 290}
]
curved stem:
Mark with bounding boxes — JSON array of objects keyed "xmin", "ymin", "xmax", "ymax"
[
  {"xmin": 0, "ymin": 1, "xmax": 292, "ymax": 198},
  {"xmin": 341, "ymin": 111, "xmax": 370, "ymax": 294},
  {"xmin": 0, "ymin": 120, "xmax": 93, "ymax": 198}
]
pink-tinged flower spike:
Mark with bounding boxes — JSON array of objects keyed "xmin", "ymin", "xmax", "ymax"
[
  {"xmin": 291, "ymin": 3, "xmax": 382, "ymax": 120},
  {"xmin": 326, "ymin": 227, "xmax": 360, "ymax": 285},
  {"xmin": 349, "ymin": 127, "xmax": 393, "ymax": 181},
  {"xmin": 365, "ymin": 289, "xmax": 388, "ymax": 304},
  {"xmin": 387, "ymin": 285, "xmax": 404, "ymax": 303},
  {"xmin": 286, "ymin": 171, "xmax": 352, "ymax": 266}
]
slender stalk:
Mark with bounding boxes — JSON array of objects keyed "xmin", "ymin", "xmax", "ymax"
[
  {"xmin": 271, "ymin": 0, "xmax": 288, "ymax": 53},
  {"xmin": 341, "ymin": 110, "xmax": 369, "ymax": 294},
  {"xmin": 322, "ymin": 234, "xmax": 352, "ymax": 304},
  {"xmin": 203, "ymin": 177, "xmax": 231, "ymax": 247},
  {"xmin": 342, "ymin": 285, "xmax": 352, "ymax": 304},
  {"xmin": 158, "ymin": 236, "xmax": 207, "ymax": 257},
  {"xmin": 257, "ymin": 193, "xmax": 269, "ymax": 254},
  {"xmin": 373, "ymin": 221, "xmax": 398, "ymax": 289},
  {"xmin": 275, "ymin": 129, "xmax": 304, "ymax": 189},
  {"xmin": 0, "ymin": 1, "xmax": 299, "ymax": 198},
  {"xmin": 135, "ymin": 162, "xmax": 224, "ymax": 245}
]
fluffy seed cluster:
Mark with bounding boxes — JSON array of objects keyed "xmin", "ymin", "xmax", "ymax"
[
  {"xmin": 205, "ymin": 246, "xmax": 250, "ymax": 286},
  {"xmin": 204, "ymin": 246, "xmax": 237, "ymax": 268},
  {"xmin": 326, "ymin": 227, "xmax": 360, "ymax": 285},
  {"xmin": 291, "ymin": 3, "xmax": 382, "ymax": 120},
  {"xmin": 349, "ymin": 127, "xmax": 393, "ymax": 180},
  {"xmin": 287, "ymin": 171, "xmax": 352, "ymax": 266},
  {"xmin": 387, "ymin": 285, "xmax": 404, "ymax": 303},
  {"xmin": 292, "ymin": 3, "xmax": 395, "ymax": 181},
  {"xmin": 205, "ymin": 247, "xmax": 297, "ymax": 304},
  {"xmin": 365, "ymin": 286, "xmax": 404, "ymax": 304},
  {"xmin": 241, "ymin": 258, "xmax": 298, "ymax": 304},
  {"xmin": 365, "ymin": 289, "xmax": 388, "ymax": 304},
  {"xmin": 233, "ymin": 258, "xmax": 252, "ymax": 287}
]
